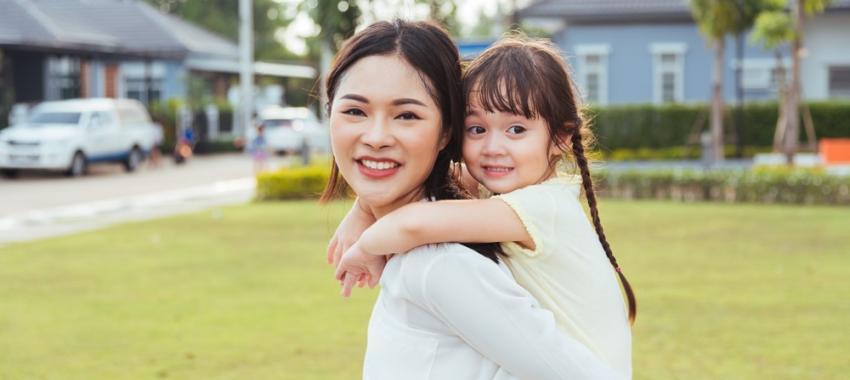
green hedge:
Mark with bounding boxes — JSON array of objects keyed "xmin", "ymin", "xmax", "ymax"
[
  {"xmin": 597, "ymin": 167, "xmax": 850, "ymax": 205},
  {"xmin": 602, "ymin": 145, "xmax": 773, "ymax": 161},
  {"xmin": 255, "ymin": 165, "xmax": 331, "ymax": 201},
  {"xmin": 588, "ymin": 101, "xmax": 850, "ymax": 151}
]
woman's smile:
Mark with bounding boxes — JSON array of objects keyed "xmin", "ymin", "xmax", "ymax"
[{"xmin": 357, "ymin": 157, "xmax": 402, "ymax": 179}]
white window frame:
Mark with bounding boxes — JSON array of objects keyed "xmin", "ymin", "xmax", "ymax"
[
  {"xmin": 731, "ymin": 58, "xmax": 791, "ymax": 91},
  {"xmin": 650, "ymin": 43, "xmax": 687, "ymax": 104},
  {"xmin": 575, "ymin": 44, "xmax": 610, "ymax": 105}
]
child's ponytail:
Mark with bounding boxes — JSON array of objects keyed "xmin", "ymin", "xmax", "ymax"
[{"xmin": 569, "ymin": 122, "xmax": 636, "ymax": 325}]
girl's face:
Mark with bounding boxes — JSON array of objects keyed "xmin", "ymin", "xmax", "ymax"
[
  {"xmin": 330, "ymin": 54, "xmax": 445, "ymax": 217},
  {"xmin": 462, "ymin": 95, "xmax": 561, "ymax": 194}
]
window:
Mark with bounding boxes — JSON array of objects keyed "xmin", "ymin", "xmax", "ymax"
[
  {"xmin": 829, "ymin": 66, "xmax": 850, "ymax": 98},
  {"xmin": 737, "ymin": 58, "xmax": 790, "ymax": 91},
  {"xmin": 650, "ymin": 43, "xmax": 686, "ymax": 104},
  {"xmin": 122, "ymin": 62, "xmax": 165, "ymax": 105},
  {"xmin": 46, "ymin": 56, "xmax": 81, "ymax": 100},
  {"xmin": 575, "ymin": 44, "xmax": 610, "ymax": 105}
]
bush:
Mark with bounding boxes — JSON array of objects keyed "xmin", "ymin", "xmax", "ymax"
[
  {"xmin": 601, "ymin": 145, "xmax": 773, "ymax": 161},
  {"xmin": 255, "ymin": 165, "xmax": 331, "ymax": 201},
  {"xmin": 588, "ymin": 101, "xmax": 850, "ymax": 152},
  {"xmin": 597, "ymin": 167, "xmax": 850, "ymax": 205}
]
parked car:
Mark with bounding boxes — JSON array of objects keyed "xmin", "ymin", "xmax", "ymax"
[
  {"xmin": 0, "ymin": 98, "xmax": 160, "ymax": 177},
  {"xmin": 245, "ymin": 106, "xmax": 329, "ymax": 156}
]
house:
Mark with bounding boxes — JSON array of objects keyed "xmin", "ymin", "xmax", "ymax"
[
  {"xmin": 0, "ymin": 0, "xmax": 315, "ymax": 131},
  {"xmin": 517, "ymin": 0, "xmax": 850, "ymax": 106}
]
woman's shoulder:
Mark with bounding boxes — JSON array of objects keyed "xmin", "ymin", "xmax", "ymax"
[{"xmin": 389, "ymin": 243, "xmax": 508, "ymax": 296}]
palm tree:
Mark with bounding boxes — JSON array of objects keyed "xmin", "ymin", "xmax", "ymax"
[
  {"xmin": 690, "ymin": 1, "xmax": 743, "ymax": 163},
  {"xmin": 753, "ymin": 0, "xmax": 832, "ymax": 164}
]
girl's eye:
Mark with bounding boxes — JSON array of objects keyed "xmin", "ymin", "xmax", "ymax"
[
  {"xmin": 507, "ymin": 125, "xmax": 527, "ymax": 134},
  {"xmin": 396, "ymin": 112, "xmax": 421, "ymax": 120},
  {"xmin": 466, "ymin": 125, "xmax": 486, "ymax": 135},
  {"xmin": 342, "ymin": 108, "xmax": 365, "ymax": 117}
]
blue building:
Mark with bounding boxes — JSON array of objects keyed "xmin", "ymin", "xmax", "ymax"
[{"xmin": 517, "ymin": 0, "xmax": 850, "ymax": 105}]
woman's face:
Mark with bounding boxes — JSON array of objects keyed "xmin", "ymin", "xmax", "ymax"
[{"xmin": 330, "ymin": 54, "xmax": 445, "ymax": 217}]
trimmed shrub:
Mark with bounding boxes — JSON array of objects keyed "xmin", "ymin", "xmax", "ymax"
[
  {"xmin": 597, "ymin": 167, "xmax": 850, "ymax": 205},
  {"xmin": 255, "ymin": 165, "xmax": 331, "ymax": 201},
  {"xmin": 588, "ymin": 101, "xmax": 850, "ymax": 151},
  {"xmin": 601, "ymin": 145, "xmax": 773, "ymax": 161}
]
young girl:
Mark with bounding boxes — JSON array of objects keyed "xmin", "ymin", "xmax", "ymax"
[{"xmin": 333, "ymin": 36, "xmax": 635, "ymax": 378}]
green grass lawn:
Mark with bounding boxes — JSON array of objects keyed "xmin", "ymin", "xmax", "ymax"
[{"xmin": 0, "ymin": 200, "xmax": 848, "ymax": 379}]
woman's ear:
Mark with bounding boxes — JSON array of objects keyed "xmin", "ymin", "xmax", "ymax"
[{"xmin": 438, "ymin": 132, "xmax": 450, "ymax": 152}]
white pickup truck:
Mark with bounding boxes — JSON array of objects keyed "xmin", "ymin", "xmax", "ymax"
[{"xmin": 0, "ymin": 98, "xmax": 161, "ymax": 177}]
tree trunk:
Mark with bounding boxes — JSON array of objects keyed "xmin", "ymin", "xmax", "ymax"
[
  {"xmin": 734, "ymin": 32, "xmax": 745, "ymax": 158},
  {"xmin": 711, "ymin": 37, "xmax": 725, "ymax": 163},
  {"xmin": 785, "ymin": 0, "xmax": 804, "ymax": 164}
]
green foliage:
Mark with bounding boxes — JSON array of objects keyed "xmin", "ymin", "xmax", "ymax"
[
  {"xmin": 255, "ymin": 164, "xmax": 332, "ymax": 201},
  {"xmin": 303, "ymin": 0, "xmax": 361, "ymax": 53},
  {"xmin": 143, "ymin": 0, "xmax": 300, "ymax": 61},
  {"xmin": 602, "ymin": 146, "xmax": 774, "ymax": 161},
  {"xmin": 589, "ymin": 101, "xmax": 850, "ymax": 151},
  {"xmin": 420, "ymin": 0, "xmax": 460, "ymax": 36},
  {"xmin": 598, "ymin": 168, "xmax": 850, "ymax": 205},
  {"xmin": 752, "ymin": 10, "xmax": 794, "ymax": 49}
]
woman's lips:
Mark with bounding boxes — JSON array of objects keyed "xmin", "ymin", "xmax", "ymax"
[
  {"xmin": 482, "ymin": 165, "xmax": 513, "ymax": 178},
  {"xmin": 356, "ymin": 158, "xmax": 401, "ymax": 179}
]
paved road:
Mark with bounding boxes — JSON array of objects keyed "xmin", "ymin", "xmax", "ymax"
[{"xmin": 0, "ymin": 154, "xmax": 297, "ymax": 246}]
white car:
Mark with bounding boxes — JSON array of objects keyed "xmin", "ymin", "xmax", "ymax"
[
  {"xmin": 246, "ymin": 106, "xmax": 329, "ymax": 155},
  {"xmin": 0, "ymin": 98, "xmax": 160, "ymax": 177}
]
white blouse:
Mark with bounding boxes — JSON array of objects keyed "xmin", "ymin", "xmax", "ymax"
[{"xmin": 363, "ymin": 243, "xmax": 622, "ymax": 380}]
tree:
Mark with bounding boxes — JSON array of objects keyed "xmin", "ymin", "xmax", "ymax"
[
  {"xmin": 691, "ymin": 0, "xmax": 763, "ymax": 161},
  {"xmin": 420, "ymin": 0, "xmax": 461, "ymax": 36},
  {"xmin": 753, "ymin": 0, "xmax": 832, "ymax": 164},
  {"xmin": 144, "ymin": 0, "xmax": 300, "ymax": 61}
]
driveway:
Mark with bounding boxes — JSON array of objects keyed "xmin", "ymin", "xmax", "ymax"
[{"xmin": 0, "ymin": 154, "xmax": 297, "ymax": 246}]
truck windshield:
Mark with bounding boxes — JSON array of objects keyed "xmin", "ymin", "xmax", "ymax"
[{"xmin": 27, "ymin": 112, "xmax": 82, "ymax": 126}]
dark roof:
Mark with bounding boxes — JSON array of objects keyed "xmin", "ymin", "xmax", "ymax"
[
  {"xmin": 517, "ymin": 0, "xmax": 691, "ymax": 23},
  {"xmin": 517, "ymin": 0, "xmax": 850, "ymax": 24},
  {"xmin": 0, "ymin": 0, "xmax": 237, "ymax": 59}
]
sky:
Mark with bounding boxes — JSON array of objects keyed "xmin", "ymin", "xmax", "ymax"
[{"xmin": 274, "ymin": 0, "xmax": 531, "ymax": 55}]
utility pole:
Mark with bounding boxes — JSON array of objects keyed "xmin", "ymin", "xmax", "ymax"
[{"xmin": 238, "ymin": 0, "xmax": 254, "ymax": 139}]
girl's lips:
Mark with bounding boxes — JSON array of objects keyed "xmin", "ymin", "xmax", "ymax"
[
  {"xmin": 356, "ymin": 158, "xmax": 401, "ymax": 179},
  {"xmin": 482, "ymin": 165, "xmax": 513, "ymax": 178}
]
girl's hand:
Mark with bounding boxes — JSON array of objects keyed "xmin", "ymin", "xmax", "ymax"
[
  {"xmin": 335, "ymin": 242, "xmax": 387, "ymax": 297},
  {"xmin": 327, "ymin": 199, "xmax": 376, "ymax": 267}
]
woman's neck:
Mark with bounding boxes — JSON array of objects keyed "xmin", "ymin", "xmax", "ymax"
[{"xmin": 363, "ymin": 187, "xmax": 427, "ymax": 219}]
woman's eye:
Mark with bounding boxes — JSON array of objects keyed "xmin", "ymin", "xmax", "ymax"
[
  {"xmin": 466, "ymin": 125, "xmax": 485, "ymax": 135},
  {"xmin": 397, "ymin": 112, "xmax": 420, "ymax": 120},
  {"xmin": 507, "ymin": 125, "xmax": 527, "ymax": 134},
  {"xmin": 342, "ymin": 108, "xmax": 365, "ymax": 117}
]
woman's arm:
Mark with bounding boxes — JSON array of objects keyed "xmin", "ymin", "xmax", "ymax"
[
  {"xmin": 412, "ymin": 251, "xmax": 621, "ymax": 380},
  {"xmin": 358, "ymin": 198, "xmax": 534, "ymax": 257}
]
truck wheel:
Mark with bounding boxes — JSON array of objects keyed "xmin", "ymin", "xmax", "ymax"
[
  {"xmin": 124, "ymin": 147, "xmax": 143, "ymax": 172},
  {"xmin": 66, "ymin": 152, "xmax": 87, "ymax": 177}
]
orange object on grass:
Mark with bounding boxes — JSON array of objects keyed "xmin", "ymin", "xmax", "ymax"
[{"xmin": 820, "ymin": 138, "xmax": 850, "ymax": 164}]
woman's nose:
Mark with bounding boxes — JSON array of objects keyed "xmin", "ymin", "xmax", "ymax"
[{"xmin": 360, "ymin": 118, "xmax": 394, "ymax": 150}]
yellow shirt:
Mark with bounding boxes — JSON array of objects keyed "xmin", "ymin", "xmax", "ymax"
[{"xmin": 495, "ymin": 175, "xmax": 632, "ymax": 379}]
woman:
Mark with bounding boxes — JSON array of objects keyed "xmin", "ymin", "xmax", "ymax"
[{"xmin": 321, "ymin": 20, "xmax": 619, "ymax": 379}]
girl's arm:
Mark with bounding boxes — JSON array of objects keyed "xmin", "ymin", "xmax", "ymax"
[
  {"xmin": 359, "ymin": 198, "xmax": 534, "ymax": 257},
  {"xmin": 334, "ymin": 198, "xmax": 532, "ymax": 296},
  {"xmin": 327, "ymin": 197, "xmax": 376, "ymax": 266}
]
